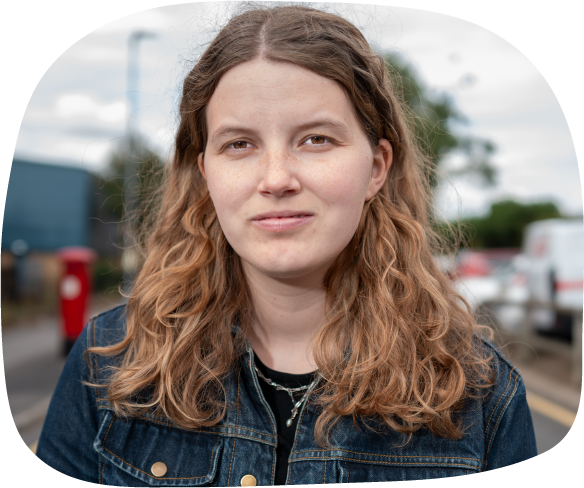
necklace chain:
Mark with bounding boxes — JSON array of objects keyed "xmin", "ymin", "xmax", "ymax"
[
  {"xmin": 254, "ymin": 366, "xmax": 310, "ymax": 400},
  {"xmin": 253, "ymin": 364, "xmax": 321, "ymax": 427}
]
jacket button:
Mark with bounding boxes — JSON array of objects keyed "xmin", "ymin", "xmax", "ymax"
[
  {"xmin": 151, "ymin": 462, "xmax": 168, "ymax": 477},
  {"xmin": 241, "ymin": 474, "xmax": 257, "ymax": 486}
]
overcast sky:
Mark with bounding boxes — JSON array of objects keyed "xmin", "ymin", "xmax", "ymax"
[{"xmin": 9, "ymin": 1, "xmax": 583, "ymax": 220}]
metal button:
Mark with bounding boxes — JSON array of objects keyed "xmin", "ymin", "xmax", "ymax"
[
  {"xmin": 241, "ymin": 474, "xmax": 257, "ymax": 486},
  {"xmin": 151, "ymin": 462, "xmax": 168, "ymax": 477}
]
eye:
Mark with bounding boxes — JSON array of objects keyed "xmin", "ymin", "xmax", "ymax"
[
  {"xmin": 304, "ymin": 135, "xmax": 329, "ymax": 145},
  {"xmin": 228, "ymin": 140, "xmax": 251, "ymax": 150}
]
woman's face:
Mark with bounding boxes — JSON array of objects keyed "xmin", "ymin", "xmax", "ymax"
[{"xmin": 199, "ymin": 59, "xmax": 392, "ymax": 280}]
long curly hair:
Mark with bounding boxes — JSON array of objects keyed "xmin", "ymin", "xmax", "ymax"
[{"xmin": 89, "ymin": 4, "xmax": 494, "ymax": 445}]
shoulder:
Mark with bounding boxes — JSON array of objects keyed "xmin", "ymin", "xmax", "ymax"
[
  {"xmin": 83, "ymin": 304, "xmax": 128, "ymax": 388},
  {"xmin": 469, "ymin": 334, "xmax": 525, "ymax": 413},
  {"xmin": 476, "ymin": 334, "xmax": 515, "ymax": 370},
  {"xmin": 469, "ymin": 336, "xmax": 537, "ymax": 467},
  {"xmin": 85, "ymin": 303, "xmax": 128, "ymax": 349},
  {"xmin": 474, "ymin": 335, "xmax": 523, "ymax": 402}
]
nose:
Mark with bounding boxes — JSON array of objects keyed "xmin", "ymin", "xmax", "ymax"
[{"xmin": 257, "ymin": 149, "xmax": 301, "ymax": 198}]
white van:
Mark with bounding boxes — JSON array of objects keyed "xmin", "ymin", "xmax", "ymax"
[{"xmin": 523, "ymin": 219, "xmax": 584, "ymax": 338}]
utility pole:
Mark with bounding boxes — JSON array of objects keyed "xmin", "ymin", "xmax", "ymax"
[{"xmin": 122, "ymin": 30, "xmax": 156, "ymax": 294}]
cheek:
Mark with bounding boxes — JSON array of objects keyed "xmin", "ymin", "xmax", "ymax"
[
  {"xmin": 312, "ymin": 154, "xmax": 372, "ymax": 217},
  {"xmin": 205, "ymin": 167, "xmax": 250, "ymax": 235}
]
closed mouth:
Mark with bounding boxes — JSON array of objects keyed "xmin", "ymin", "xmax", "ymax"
[
  {"xmin": 251, "ymin": 211, "xmax": 314, "ymax": 221},
  {"xmin": 256, "ymin": 215, "xmax": 310, "ymax": 220}
]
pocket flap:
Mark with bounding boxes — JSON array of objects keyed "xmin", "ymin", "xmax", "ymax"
[{"xmin": 94, "ymin": 410, "xmax": 223, "ymax": 486}]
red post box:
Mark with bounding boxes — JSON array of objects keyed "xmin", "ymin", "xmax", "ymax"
[{"xmin": 57, "ymin": 246, "xmax": 97, "ymax": 354}]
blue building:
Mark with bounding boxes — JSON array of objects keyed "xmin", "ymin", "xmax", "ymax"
[
  {"xmin": 2, "ymin": 159, "xmax": 94, "ymax": 251},
  {"xmin": 1, "ymin": 159, "xmax": 120, "ymax": 303}
]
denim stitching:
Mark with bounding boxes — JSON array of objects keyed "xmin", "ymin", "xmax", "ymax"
[
  {"xmin": 484, "ymin": 368, "xmax": 515, "ymax": 435},
  {"xmin": 97, "ymin": 405, "xmax": 272, "ymax": 446},
  {"xmin": 100, "ymin": 444, "xmax": 217, "ymax": 480},
  {"xmin": 345, "ymin": 461, "xmax": 349, "ymax": 483},
  {"xmin": 100, "ymin": 457, "xmax": 105, "ymax": 484},
  {"xmin": 484, "ymin": 373, "xmax": 520, "ymax": 466},
  {"xmin": 91, "ymin": 318, "xmax": 97, "ymax": 383},
  {"xmin": 227, "ymin": 374, "xmax": 241, "ymax": 486},
  {"xmin": 96, "ymin": 411, "xmax": 275, "ymax": 440},
  {"xmin": 103, "ymin": 415, "xmax": 115, "ymax": 444},
  {"xmin": 292, "ymin": 457, "xmax": 478, "ymax": 470},
  {"xmin": 271, "ymin": 444, "xmax": 276, "ymax": 484},
  {"xmin": 292, "ymin": 449, "xmax": 484, "ymax": 465},
  {"xmin": 91, "ymin": 317, "xmax": 107, "ymax": 399},
  {"xmin": 323, "ymin": 448, "xmax": 327, "ymax": 484},
  {"xmin": 101, "ymin": 416, "xmax": 221, "ymax": 480}
]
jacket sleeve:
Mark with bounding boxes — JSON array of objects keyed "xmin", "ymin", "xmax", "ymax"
[
  {"xmin": 36, "ymin": 320, "xmax": 101, "ymax": 483},
  {"xmin": 484, "ymin": 372, "xmax": 538, "ymax": 470}
]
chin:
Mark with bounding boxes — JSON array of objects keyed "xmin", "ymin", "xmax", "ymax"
[
  {"xmin": 256, "ymin": 261, "xmax": 316, "ymax": 279},
  {"xmin": 243, "ymin": 254, "xmax": 329, "ymax": 281}
]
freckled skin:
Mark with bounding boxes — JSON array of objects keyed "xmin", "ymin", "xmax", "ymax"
[{"xmin": 199, "ymin": 59, "xmax": 392, "ymax": 281}]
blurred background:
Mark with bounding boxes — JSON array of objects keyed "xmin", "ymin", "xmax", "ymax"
[{"xmin": 2, "ymin": 2, "xmax": 582, "ymax": 456}]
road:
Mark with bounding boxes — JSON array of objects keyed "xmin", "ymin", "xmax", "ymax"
[{"xmin": 2, "ymin": 302, "xmax": 580, "ymax": 455}]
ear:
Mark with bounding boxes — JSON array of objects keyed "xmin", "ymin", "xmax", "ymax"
[
  {"xmin": 365, "ymin": 138, "xmax": 393, "ymax": 201},
  {"xmin": 197, "ymin": 152, "xmax": 207, "ymax": 180}
]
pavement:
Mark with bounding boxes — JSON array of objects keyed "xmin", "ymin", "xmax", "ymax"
[{"xmin": 2, "ymin": 294, "xmax": 125, "ymax": 448}]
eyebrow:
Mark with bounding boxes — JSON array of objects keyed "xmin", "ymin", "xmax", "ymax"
[{"xmin": 208, "ymin": 118, "xmax": 351, "ymax": 145}]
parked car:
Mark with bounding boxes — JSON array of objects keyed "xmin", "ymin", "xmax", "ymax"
[{"xmin": 452, "ymin": 248, "xmax": 520, "ymax": 313}]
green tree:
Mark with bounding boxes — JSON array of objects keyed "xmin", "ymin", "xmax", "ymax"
[
  {"xmin": 385, "ymin": 56, "xmax": 496, "ymax": 188},
  {"xmin": 445, "ymin": 199, "xmax": 562, "ymax": 249},
  {"xmin": 94, "ymin": 137, "xmax": 166, "ymax": 287},
  {"xmin": 98, "ymin": 137, "xmax": 165, "ymax": 223}
]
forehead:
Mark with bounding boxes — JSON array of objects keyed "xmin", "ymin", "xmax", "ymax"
[{"xmin": 206, "ymin": 59, "xmax": 359, "ymax": 131}]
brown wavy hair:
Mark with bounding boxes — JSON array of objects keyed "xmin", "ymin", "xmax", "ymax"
[{"xmin": 89, "ymin": 4, "xmax": 494, "ymax": 445}]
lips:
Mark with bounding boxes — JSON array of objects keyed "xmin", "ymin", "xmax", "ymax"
[
  {"xmin": 251, "ymin": 210, "xmax": 314, "ymax": 221},
  {"xmin": 255, "ymin": 214, "xmax": 310, "ymax": 220},
  {"xmin": 250, "ymin": 211, "xmax": 314, "ymax": 231}
]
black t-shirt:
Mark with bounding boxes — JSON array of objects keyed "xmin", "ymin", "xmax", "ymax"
[{"xmin": 253, "ymin": 354, "xmax": 318, "ymax": 485}]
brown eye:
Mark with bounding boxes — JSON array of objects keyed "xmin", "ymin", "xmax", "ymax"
[
  {"xmin": 231, "ymin": 141, "xmax": 249, "ymax": 149},
  {"xmin": 307, "ymin": 136, "xmax": 327, "ymax": 145}
]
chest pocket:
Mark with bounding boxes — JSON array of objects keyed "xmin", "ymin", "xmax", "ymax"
[
  {"xmin": 338, "ymin": 455, "xmax": 480, "ymax": 483},
  {"xmin": 338, "ymin": 449, "xmax": 482, "ymax": 483},
  {"xmin": 94, "ymin": 410, "xmax": 224, "ymax": 487},
  {"xmin": 289, "ymin": 450, "xmax": 482, "ymax": 483}
]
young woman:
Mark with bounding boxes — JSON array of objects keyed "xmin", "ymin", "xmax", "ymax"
[{"xmin": 37, "ymin": 5, "xmax": 537, "ymax": 485}]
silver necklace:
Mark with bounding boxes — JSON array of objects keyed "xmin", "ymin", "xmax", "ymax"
[{"xmin": 254, "ymin": 365, "xmax": 321, "ymax": 427}]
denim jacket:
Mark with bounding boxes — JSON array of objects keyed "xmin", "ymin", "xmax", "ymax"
[{"xmin": 37, "ymin": 305, "xmax": 537, "ymax": 485}]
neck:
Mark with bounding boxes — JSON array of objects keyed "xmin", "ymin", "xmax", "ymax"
[{"xmin": 242, "ymin": 261, "xmax": 327, "ymax": 374}]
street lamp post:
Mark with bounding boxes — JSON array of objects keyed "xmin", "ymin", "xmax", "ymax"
[{"xmin": 122, "ymin": 30, "xmax": 156, "ymax": 294}]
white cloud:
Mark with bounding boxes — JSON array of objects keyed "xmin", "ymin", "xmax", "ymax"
[
  {"xmin": 54, "ymin": 93, "xmax": 126, "ymax": 123},
  {"xmin": 53, "ymin": 138, "xmax": 113, "ymax": 164}
]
